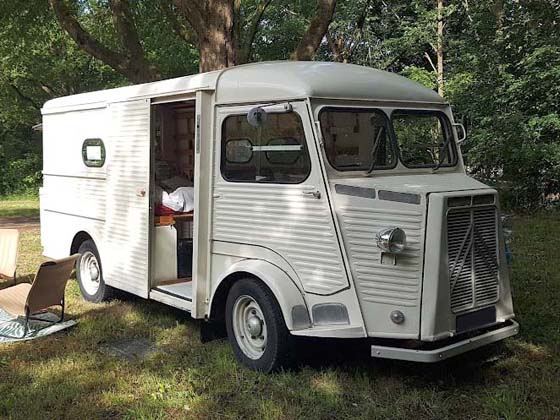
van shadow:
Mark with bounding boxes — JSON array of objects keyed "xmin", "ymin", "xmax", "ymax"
[
  {"xmin": 114, "ymin": 289, "xmax": 510, "ymax": 387},
  {"xmin": 293, "ymin": 335, "xmax": 511, "ymax": 386}
]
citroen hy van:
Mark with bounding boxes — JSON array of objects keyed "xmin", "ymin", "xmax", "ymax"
[{"xmin": 40, "ymin": 61, "xmax": 518, "ymax": 371}]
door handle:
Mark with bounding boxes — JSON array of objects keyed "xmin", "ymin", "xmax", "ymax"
[
  {"xmin": 302, "ymin": 190, "xmax": 321, "ymax": 199},
  {"xmin": 136, "ymin": 188, "xmax": 146, "ymax": 198}
]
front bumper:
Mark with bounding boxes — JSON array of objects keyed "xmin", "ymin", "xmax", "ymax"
[{"xmin": 371, "ymin": 320, "xmax": 519, "ymax": 363}]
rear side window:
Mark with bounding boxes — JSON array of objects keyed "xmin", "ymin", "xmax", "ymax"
[
  {"xmin": 221, "ymin": 112, "xmax": 311, "ymax": 183},
  {"xmin": 82, "ymin": 138, "xmax": 106, "ymax": 167}
]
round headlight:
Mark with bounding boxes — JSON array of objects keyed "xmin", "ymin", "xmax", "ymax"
[{"xmin": 376, "ymin": 227, "xmax": 407, "ymax": 254}]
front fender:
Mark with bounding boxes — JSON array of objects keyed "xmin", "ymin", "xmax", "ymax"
[{"xmin": 212, "ymin": 259, "xmax": 311, "ymax": 331}]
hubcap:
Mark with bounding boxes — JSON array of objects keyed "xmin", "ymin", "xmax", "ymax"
[
  {"xmin": 79, "ymin": 251, "xmax": 101, "ymax": 296},
  {"xmin": 232, "ymin": 295, "xmax": 267, "ymax": 360}
]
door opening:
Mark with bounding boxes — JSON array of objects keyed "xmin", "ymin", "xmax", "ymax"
[{"xmin": 150, "ymin": 100, "xmax": 196, "ymax": 301}]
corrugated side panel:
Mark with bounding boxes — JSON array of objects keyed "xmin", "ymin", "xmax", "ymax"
[
  {"xmin": 42, "ymin": 175, "xmax": 106, "ymax": 221},
  {"xmin": 212, "ymin": 183, "xmax": 349, "ymax": 295},
  {"xmin": 338, "ymin": 206, "xmax": 424, "ymax": 307},
  {"xmin": 102, "ymin": 100, "xmax": 151, "ymax": 297}
]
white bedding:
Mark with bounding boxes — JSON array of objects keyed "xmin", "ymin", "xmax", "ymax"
[{"xmin": 162, "ymin": 187, "xmax": 195, "ymax": 212}]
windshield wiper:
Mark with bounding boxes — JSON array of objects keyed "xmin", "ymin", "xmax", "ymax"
[
  {"xmin": 432, "ymin": 136, "xmax": 453, "ymax": 172},
  {"xmin": 365, "ymin": 127, "xmax": 385, "ymax": 175}
]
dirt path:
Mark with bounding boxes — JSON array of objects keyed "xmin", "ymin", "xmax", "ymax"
[{"xmin": 0, "ymin": 216, "xmax": 40, "ymax": 230}]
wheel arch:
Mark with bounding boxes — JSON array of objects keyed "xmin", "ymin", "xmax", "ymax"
[
  {"xmin": 209, "ymin": 259, "xmax": 311, "ymax": 331},
  {"xmin": 70, "ymin": 230, "xmax": 96, "ymax": 255}
]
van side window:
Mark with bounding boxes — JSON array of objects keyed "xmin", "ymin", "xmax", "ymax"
[
  {"xmin": 82, "ymin": 138, "xmax": 106, "ymax": 167},
  {"xmin": 221, "ymin": 112, "xmax": 311, "ymax": 183}
]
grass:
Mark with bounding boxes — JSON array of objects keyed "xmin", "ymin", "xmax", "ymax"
[
  {"xmin": 0, "ymin": 195, "xmax": 39, "ymax": 219},
  {"xmin": 0, "ymin": 198, "xmax": 559, "ymax": 419}
]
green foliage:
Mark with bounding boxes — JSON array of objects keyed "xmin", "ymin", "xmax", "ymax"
[
  {"xmin": 327, "ymin": 0, "xmax": 560, "ymax": 209},
  {"xmin": 0, "ymin": 0, "xmax": 558, "ymax": 208},
  {"xmin": 444, "ymin": 1, "xmax": 560, "ymax": 209}
]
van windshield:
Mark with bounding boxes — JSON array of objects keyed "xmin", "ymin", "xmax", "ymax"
[
  {"xmin": 319, "ymin": 108, "xmax": 456, "ymax": 171},
  {"xmin": 319, "ymin": 108, "xmax": 396, "ymax": 171}
]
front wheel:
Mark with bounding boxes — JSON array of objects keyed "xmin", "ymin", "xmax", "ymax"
[{"xmin": 225, "ymin": 278, "xmax": 295, "ymax": 372}]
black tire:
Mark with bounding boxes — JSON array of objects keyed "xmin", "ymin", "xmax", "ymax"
[
  {"xmin": 225, "ymin": 278, "xmax": 295, "ymax": 372},
  {"xmin": 76, "ymin": 240, "xmax": 113, "ymax": 303}
]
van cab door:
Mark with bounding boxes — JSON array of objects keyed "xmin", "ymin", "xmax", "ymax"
[{"xmin": 211, "ymin": 101, "xmax": 349, "ymax": 295}]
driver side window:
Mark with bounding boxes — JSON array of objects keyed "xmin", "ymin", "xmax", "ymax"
[{"xmin": 221, "ymin": 112, "xmax": 311, "ymax": 183}]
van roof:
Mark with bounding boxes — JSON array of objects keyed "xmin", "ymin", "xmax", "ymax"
[{"xmin": 42, "ymin": 61, "xmax": 445, "ymax": 112}]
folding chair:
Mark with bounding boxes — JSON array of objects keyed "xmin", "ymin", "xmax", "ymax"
[
  {"xmin": 0, "ymin": 229, "xmax": 19, "ymax": 283},
  {"xmin": 0, "ymin": 254, "xmax": 79, "ymax": 338}
]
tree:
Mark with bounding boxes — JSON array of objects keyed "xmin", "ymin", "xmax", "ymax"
[
  {"xmin": 0, "ymin": 1, "xmax": 123, "ymax": 195},
  {"xmin": 48, "ymin": 0, "xmax": 338, "ymax": 79}
]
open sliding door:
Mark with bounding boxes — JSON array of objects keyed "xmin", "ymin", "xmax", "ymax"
[{"xmin": 102, "ymin": 99, "xmax": 152, "ymax": 298}]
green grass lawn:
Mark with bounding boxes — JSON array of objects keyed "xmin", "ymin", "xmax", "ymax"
[
  {"xmin": 0, "ymin": 198, "xmax": 559, "ymax": 419},
  {"xmin": 0, "ymin": 196, "xmax": 39, "ymax": 219}
]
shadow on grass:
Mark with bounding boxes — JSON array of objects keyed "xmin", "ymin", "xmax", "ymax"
[{"xmin": 0, "ymin": 289, "xmax": 556, "ymax": 419}]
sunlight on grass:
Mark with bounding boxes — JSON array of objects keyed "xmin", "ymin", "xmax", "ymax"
[
  {"xmin": 0, "ymin": 197, "xmax": 39, "ymax": 219},
  {"xmin": 310, "ymin": 371, "xmax": 342, "ymax": 398}
]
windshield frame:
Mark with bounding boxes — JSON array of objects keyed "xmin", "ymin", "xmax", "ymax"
[
  {"xmin": 391, "ymin": 108, "xmax": 458, "ymax": 169},
  {"xmin": 317, "ymin": 104, "xmax": 460, "ymax": 173},
  {"xmin": 318, "ymin": 106, "xmax": 399, "ymax": 172}
]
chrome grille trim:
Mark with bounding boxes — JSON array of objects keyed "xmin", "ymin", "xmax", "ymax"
[{"xmin": 447, "ymin": 205, "xmax": 499, "ymax": 313}]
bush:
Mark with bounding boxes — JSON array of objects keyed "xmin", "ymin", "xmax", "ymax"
[{"xmin": 0, "ymin": 154, "xmax": 42, "ymax": 196}]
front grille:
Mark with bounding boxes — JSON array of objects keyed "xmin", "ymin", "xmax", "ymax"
[{"xmin": 447, "ymin": 205, "xmax": 499, "ymax": 313}]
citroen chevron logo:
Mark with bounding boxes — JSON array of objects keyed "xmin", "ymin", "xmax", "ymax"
[{"xmin": 449, "ymin": 208, "xmax": 499, "ymax": 311}]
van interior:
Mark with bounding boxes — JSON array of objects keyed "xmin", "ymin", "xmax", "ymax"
[{"xmin": 150, "ymin": 100, "xmax": 196, "ymax": 301}]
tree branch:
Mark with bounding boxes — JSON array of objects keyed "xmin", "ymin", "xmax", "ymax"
[
  {"xmin": 238, "ymin": 0, "xmax": 273, "ymax": 63},
  {"xmin": 49, "ymin": 0, "xmax": 128, "ymax": 74},
  {"xmin": 108, "ymin": 0, "xmax": 144, "ymax": 59},
  {"xmin": 344, "ymin": 0, "xmax": 371, "ymax": 63},
  {"xmin": 159, "ymin": 0, "xmax": 198, "ymax": 45},
  {"xmin": 424, "ymin": 51, "xmax": 437, "ymax": 73},
  {"xmin": 8, "ymin": 84, "xmax": 40, "ymax": 109},
  {"xmin": 292, "ymin": 0, "xmax": 337, "ymax": 61},
  {"xmin": 49, "ymin": 0, "xmax": 159, "ymax": 82},
  {"xmin": 326, "ymin": 31, "xmax": 343, "ymax": 62},
  {"xmin": 172, "ymin": 0, "xmax": 207, "ymax": 37}
]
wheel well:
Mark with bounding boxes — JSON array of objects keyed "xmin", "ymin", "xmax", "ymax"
[
  {"xmin": 70, "ymin": 231, "xmax": 93, "ymax": 255},
  {"xmin": 210, "ymin": 271, "xmax": 274, "ymax": 323}
]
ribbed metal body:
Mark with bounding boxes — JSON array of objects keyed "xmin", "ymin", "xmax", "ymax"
[
  {"xmin": 212, "ymin": 183, "xmax": 349, "ymax": 295},
  {"xmin": 101, "ymin": 99, "xmax": 151, "ymax": 298},
  {"xmin": 339, "ymin": 206, "xmax": 423, "ymax": 307},
  {"xmin": 332, "ymin": 188, "xmax": 425, "ymax": 337},
  {"xmin": 447, "ymin": 205, "xmax": 499, "ymax": 313}
]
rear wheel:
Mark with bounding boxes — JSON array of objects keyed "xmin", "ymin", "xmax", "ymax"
[
  {"xmin": 225, "ymin": 278, "xmax": 295, "ymax": 372},
  {"xmin": 76, "ymin": 240, "xmax": 113, "ymax": 302}
]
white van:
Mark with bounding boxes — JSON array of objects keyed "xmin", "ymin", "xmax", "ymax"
[{"xmin": 40, "ymin": 61, "xmax": 518, "ymax": 371}]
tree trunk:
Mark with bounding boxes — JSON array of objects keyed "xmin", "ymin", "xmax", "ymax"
[
  {"xmin": 436, "ymin": 0, "xmax": 444, "ymax": 97},
  {"xmin": 51, "ymin": 0, "xmax": 337, "ymax": 79},
  {"xmin": 198, "ymin": 0, "xmax": 236, "ymax": 72},
  {"xmin": 292, "ymin": 0, "xmax": 337, "ymax": 61}
]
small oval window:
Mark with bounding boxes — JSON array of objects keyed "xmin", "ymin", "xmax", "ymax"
[{"xmin": 82, "ymin": 138, "xmax": 106, "ymax": 167}]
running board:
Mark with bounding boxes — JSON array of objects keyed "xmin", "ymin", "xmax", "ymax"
[{"xmin": 149, "ymin": 288, "xmax": 192, "ymax": 312}]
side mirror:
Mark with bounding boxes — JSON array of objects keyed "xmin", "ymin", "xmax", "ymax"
[
  {"xmin": 247, "ymin": 103, "xmax": 293, "ymax": 128},
  {"xmin": 453, "ymin": 123, "xmax": 467, "ymax": 144},
  {"xmin": 247, "ymin": 107, "xmax": 267, "ymax": 128}
]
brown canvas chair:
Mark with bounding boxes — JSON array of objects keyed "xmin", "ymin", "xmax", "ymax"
[
  {"xmin": 0, "ymin": 254, "xmax": 79, "ymax": 338},
  {"xmin": 0, "ymin": 229, "xmax": 19, "ymax": 282}
]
